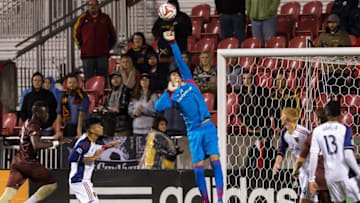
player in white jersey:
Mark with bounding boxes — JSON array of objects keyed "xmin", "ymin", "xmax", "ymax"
[
  {"xmin": 273, "ymin": 107, "xmax": 317, "ymax": 203},
  {"xmin": 68, "ymin": 117, "xmax": 118, "ymax": 203},
  {"xmin": 309, "ymin": 100, "xmax": 360, "ymax": 203}
]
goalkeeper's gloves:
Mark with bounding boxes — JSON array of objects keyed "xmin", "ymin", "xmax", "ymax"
[{"xmin": 163, "ymin": 30, "xmax": 175, "ymax": 41}]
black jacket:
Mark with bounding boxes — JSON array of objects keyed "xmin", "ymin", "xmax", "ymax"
[
  {"xmin": 126, "ymin": 45, "xmax": 156, "ymax": 72},
  {"xmin": 20, "ymin": 89, "xmax": 58, "ymax": 128},
  {"xmin": 104, "ymin": 84, "xmax": 133, "ymax": 132},
  {"xmin": 152, "ymin": 2, "xmax": 192, "ymax": 54},
  {"xmin": 144, "ymin": 64, "xmax": 169, "ymax": 94},
  {"xmin": 331, "ymin": 0, "xmax": 360, "ymax": 37},
  {"xmin": 215, "ymin": 0, "xmax": 245, "ymax": 15}
]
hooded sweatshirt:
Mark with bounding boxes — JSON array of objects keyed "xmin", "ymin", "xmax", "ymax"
[
  {"xmin": 20, "ymin": 73, "xmax": 58, "ymax": 128},
  {"xmin": 45, "ymin": 76, "xmax": 62, "ymax": 103}
]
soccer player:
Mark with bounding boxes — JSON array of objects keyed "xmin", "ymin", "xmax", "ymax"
[
  {"xmin": 154, "ymin": 30, "xmax": 224, "ymax": 203},
  {"xmin": 309, "ymin": 100, "xmax": 360, "ymax": 203},
  {"xmin": 272, "ymin": 107, "xmax": 317, "ymax": 203},
  {"xmin": 0, "ymin": 101, "xmax": 71, "ymax": 203},
  {"xmin": 68, "ymin": 117, "xmax": 118, "ymax": 203},
  {"xmin": 293, "ymin": 108, "xmax": 331, "ymax": 203}
]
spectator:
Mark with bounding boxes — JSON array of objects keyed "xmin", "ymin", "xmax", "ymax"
[
  {"xmin": 43, "ymin": 76, "xmax": 62, "ymax": 103},
  {"xmin": 215, "ymin": 0, "xmax": 246, "ymax": 45},
  {"xmin": 144, "ymin": 52, "xmax": 169, "ymax": 93},
  {"xmin": 270, "ymin": 70, "xmax": 301, "ymax": 131},
  {"xmin": 227, "ymin": 57, "xmax": 242, "ymax": 93},
  {"xmin": 55, "ymin": 73, "xmax": 90, "ymax": 139},
  {"xmin": 73, "ymin": 0, "xmax": 116, "ymax": 82},
  {"xmin": 331, "ymin": 0, "xmax": 360, "ymax": 37},
  {"xmin": 181, "ymin": 51, "xmax": 195, "ymax": 73},
  {"xmin": 139, "ymin": 117, "xmax": 183, "ymax": 169},
  {"xmin": 152, "ymin": 0, "xmax": 192, "ymax": 70},
  {"xmin": 246, "ymin": 0, "xmax": 280, "ymax": 46},
  {"xmin": 317, "ymin": 14, "xmax": 351, "ymax": 47},
  {"xmin": 244, "ymin": 136, "xmax": 276, "ymax": 170},
  {"xmin": 128, "ymin": 73, "xmax": 158, "ymax": 159},
  {"xmin": 20, "ymin": 72, "xmax": 58, "ymax": 131},
  {"xmin": 103, "ymin": 71, "xmax": 133, "ymax": 136},
  {"xmin": 19, "ymin": 87, "xmax": 32, "ymax": 108},
  {"xmin": 126, "ymin": 32, "xmax": 156, "ymax": 73},
  {"xmin": 118, "ymin": 54, "xmax": 137, "ymax": 89},
  {"xmin": 193, "ymin": 52, "xmax": 217, "ymax": 94},
  {"xmin": 238, "ymin": 70, "xmax": 271, "ymax": 137}
]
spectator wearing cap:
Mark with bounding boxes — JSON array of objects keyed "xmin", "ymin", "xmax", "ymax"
[
  {"xmin": 126, "ymin": 32, "xmax": 156, "ymax": 73},
  {"xmin": 215, "ymin": 0, "xmax": 246, "ymax": 45},
  {"xmin": 317, "ymin": 14, "xmax": 351, "ymax": 47},
  {"xmin": 246, "ymin": 0, "xmax": 280, "ymax": 47},
  {"xmin": 144, "ymin": 52, "xmax": 169, "ymax": 93},
  {"xmin": 73, "ymin": 0, "xmax": 116, "ymax": 82},
  {"xmin": 152, "ymin": 0, "xmax": 192, "ymax": 71},
  {"xmin": 102, "ymin": 71, "xmax": 133, "ymax": 136},
  {"xmin": 331, "ymin": 0, "xmax": 360, "ymax": 37},
  {"xmin": 128, "ymin": 73, "xmax": 159, "ymax": 160}
]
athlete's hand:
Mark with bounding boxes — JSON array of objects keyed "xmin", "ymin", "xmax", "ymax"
[
  {"xmin": 94, "ymin": 149, "xmax": 104, "ymax": 159},
  {"xmin": 309, "ymin": 181, "xmax": 318, "ymax": 195},
  {"xmin": 167, "ymin": 81, "xmax": 179, "ymax": 92},
  {"xmin": 108, "ymin": 141, "xmax": 119, "ymax": 148},
  {"xmin": 163, "ymin": 30, "xmax": 175, "ymax": 41},
  {"xmin": 58, "ymin": 137, "xmax": 72, "ymax": 145},
  {"xmin": 272, "ymin": 164, "xmax": 280, "ymax": 175}
]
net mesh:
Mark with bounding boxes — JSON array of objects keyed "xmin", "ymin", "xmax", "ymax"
[{"xmin": 225, "ymin": 55, "xmax": 360, "ymax": 203}]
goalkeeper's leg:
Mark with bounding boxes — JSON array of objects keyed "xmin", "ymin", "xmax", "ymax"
[
  {"xmin": 194, "ymin": 160, "xmax": 210, "ymax": 203},
  {"xmin": 210, "ymin": 155, "xmax": 224, "ymax": 203}
]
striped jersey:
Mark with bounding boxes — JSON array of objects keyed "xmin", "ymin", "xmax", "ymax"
[{"xmin": 68, "ymin": 134, "xmax": 102, "ymax": 183}]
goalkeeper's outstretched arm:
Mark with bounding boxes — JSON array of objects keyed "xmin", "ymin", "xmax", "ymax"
[{"xmin": 163, "ymin": 31, "xmax": 192, "ymax": 80}]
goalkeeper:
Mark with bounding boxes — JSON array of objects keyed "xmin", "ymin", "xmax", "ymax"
[{"xmin": 155, "ymin": 30, "xmax": 224, "ymax": 203}]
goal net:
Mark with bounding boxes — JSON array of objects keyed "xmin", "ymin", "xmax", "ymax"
[{"xmin": 217, "ymin": 47, "xmax": 360, "ymax": 203}]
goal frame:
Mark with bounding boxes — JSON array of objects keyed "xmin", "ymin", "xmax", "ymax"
[{"xmin": 216, "ymin": 47, "xmax": 360, "ymax": 199}]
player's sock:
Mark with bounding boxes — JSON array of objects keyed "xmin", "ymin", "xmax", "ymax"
[
  {"xmin": 0, "ymin": 187, "xmax": 17, "ymax": 203},
  {"xmin": 25, "ymin": 182, "xmax": 57, "ymax": 203},
  {"xmin": 24, "ymin": 195, "xmax": 38, "ymax": 203},
  {"xmin": 194, "ymin": 165, "xmax": 209, "ymax": 203},
  {"xmin": 211, "ymin": 160, "xmax": 223, "ymax": 203}
]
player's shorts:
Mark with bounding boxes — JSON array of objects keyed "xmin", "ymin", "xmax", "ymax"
[
  {"xmin": 187, "ymin": 120, "xmax": 219, "ymax": 164},
  {"xmin": 299, "ymin": 172, "xmax": 318, "ymax": 201},
  {"xmin": 327, "ymin": 178, "xmax": 360, "ymax": 202},
  {"xmin": 6, "ymin": 153, "xmax": 55, "ymax": 188},
  {"xmin": 70, "ymin": 181, "xmax": 99, "ymax": 203}
]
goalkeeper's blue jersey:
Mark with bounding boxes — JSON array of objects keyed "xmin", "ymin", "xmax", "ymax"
[{"xmin": 154, "ymin": 42, "xmax": 211, "ymax": 131}]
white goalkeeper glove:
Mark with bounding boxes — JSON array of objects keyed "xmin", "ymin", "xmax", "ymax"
[
  {"xmin": 167, "ymin": 81, "xmax": 179, "ymax": 92},
  {"xmin": 163, "ymin": 30, "xmax": 175, "ymax": 41}
]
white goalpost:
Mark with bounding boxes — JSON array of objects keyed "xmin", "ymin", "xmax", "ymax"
[{"xmin": 217, "ymin": 47, "xmax": 360, "ymax": 202}]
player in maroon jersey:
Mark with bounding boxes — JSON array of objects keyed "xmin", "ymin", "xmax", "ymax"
[{"xmin": 0, "ymin": 101, "xmax": 71, "ymax": 203}]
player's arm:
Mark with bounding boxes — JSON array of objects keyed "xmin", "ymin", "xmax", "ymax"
[
  {"xmin": 343, "ymin": 127, "xmax": 360, "ymax": 177},
  {"xmin": 309, "ymin": 132, "xmax": 320, "ymax": 195},
  {"xmin": 293, "ymin": 133, "xmax": 312, "ymax": 177},
  {"xmin": 154, "ymin": 91, "xmax": 173, "ymax": 112},
  {"xmin": 163, "ymin": 31, "xmax": 193, "ymax": 80},
  {"xmin": 30, "ymin": 131, "xmax": 70, "ymax": 150},
  {"xmin": 273, "ymin": 129, "xmax": 288, "ymax": 175},
  {"xmin": 83, "ymin": 148, "xmax": 104, "ymax": 163}
]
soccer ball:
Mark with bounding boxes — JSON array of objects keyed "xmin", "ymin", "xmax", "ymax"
[{"xmin": 157, "ymin": 3, "xmax": 177, "ymax": 20}]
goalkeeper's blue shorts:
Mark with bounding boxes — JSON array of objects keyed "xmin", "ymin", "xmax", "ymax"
[{"xmin": 187, "ymin": 120, "xmax": 219, "ymax": 164}]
